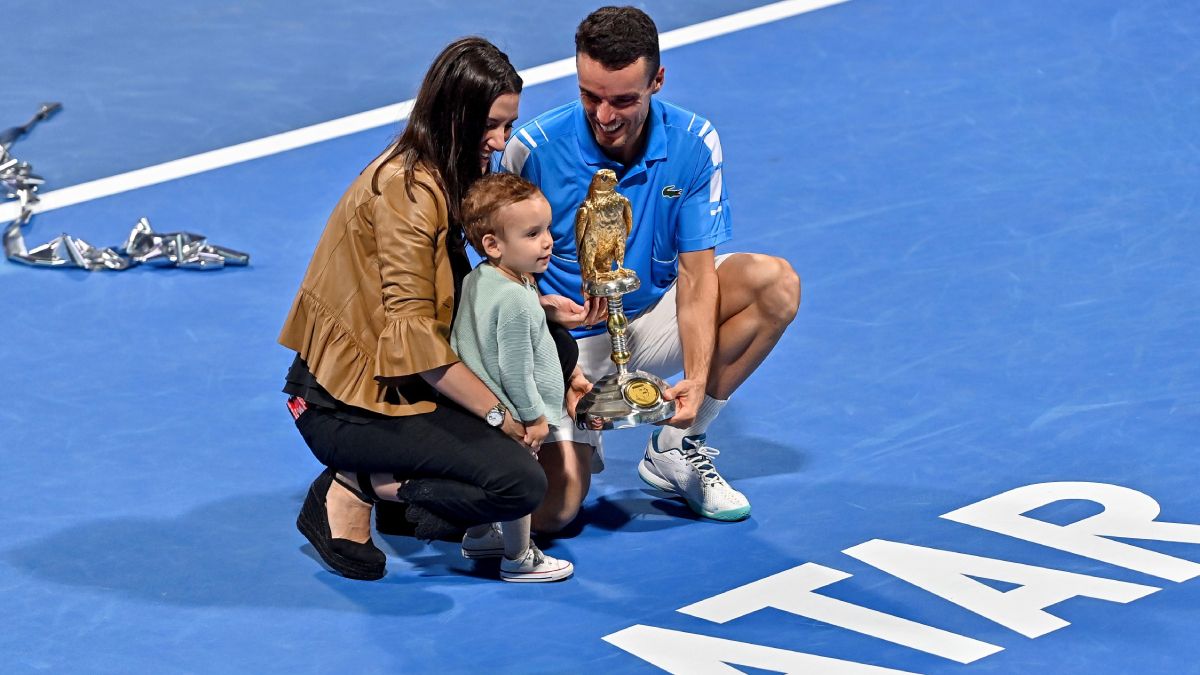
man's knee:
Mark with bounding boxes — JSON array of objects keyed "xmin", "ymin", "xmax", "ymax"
[
  {"xmin": 532, "ymin": 500, "xmax": 581, "ymax": 534},
  {"xmin": 724, "ymin": 253, "xmax": 801, "ymax": 323},
  {"xmin": 529, "ymin": 440, "xmax": 591, "ymax": 533},
  {"xmin": 768, "ymin": 257, "xmax": 801, "ymax": 323}
]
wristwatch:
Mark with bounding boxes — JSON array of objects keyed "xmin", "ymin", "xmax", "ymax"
[{"xmin": 485, "ymin": 402, "xmax": 508, "ymax": 428}]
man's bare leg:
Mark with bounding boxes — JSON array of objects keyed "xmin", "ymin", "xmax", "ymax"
[
  {"xmin": 643, "ymin": 252, "xmax": 800, "ymax": 520},
  {"xmin": 709, "ymin": 253, "xmax": 801, "ymax": 399},
  {"xmin": 531, "ymin": 441, "xmax": 593, "ymax": 533}
]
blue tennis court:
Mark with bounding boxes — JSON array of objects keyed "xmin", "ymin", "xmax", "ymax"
[{"xmin": 3, "ymin": 1, "xmax": 1198, "ymax": 672}]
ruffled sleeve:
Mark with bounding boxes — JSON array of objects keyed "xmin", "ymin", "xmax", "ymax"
[
  {"xmin": 374, "ymin": 315, "xmax": 457, "ymax": 378},
  {"xmin": 371, "ymin": 173, "xmax": 460, "ymax": 377},
  {"xmin": 280, "ymin": 290, "xmax": 391, "ymax": 410}
]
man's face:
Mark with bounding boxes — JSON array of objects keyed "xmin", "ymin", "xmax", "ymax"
[{"xmin": 576, "ymin": 53, "xmax": 664, "ymax": 164}]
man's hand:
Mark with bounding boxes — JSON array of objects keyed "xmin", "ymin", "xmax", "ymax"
[
  {"xmin": 661, "ymin": 378, "xmax": 704, "ymax": 429},
  {"xmin": 564, "ymin": 366, "xmax": 593, "ymax": 419},
  {"xmin": 580, "ymin": 292, "xmax": 608, "ymax": 328},
  {"xmin": 523, "ymin": 417, "xmax": 550, "ymax": 454},
  {"xmin": 541, "ymin": 294, "xmax": 589, "ymax": 329}
]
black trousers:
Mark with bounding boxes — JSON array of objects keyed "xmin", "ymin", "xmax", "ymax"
[{"xmin": 294, "ymin": 402, "xmax": 547, "ymax": 532}]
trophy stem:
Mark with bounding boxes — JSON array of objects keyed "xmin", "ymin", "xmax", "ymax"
[{"xmin": 606, "ymin": 295, "xmax": 630, "ymax": 376}]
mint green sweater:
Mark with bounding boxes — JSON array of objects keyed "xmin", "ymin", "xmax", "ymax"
[{"xmin": 451, "ymin": 263, "xmax": 565, "ymax": 423}]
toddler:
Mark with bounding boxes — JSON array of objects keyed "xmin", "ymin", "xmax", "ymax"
[{"xmin": 451, "ymin": 173, "xmax": 575, "ymax": 582}]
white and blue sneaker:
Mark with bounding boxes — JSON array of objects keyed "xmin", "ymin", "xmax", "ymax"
[{"xmin": 638, "ymin": 429, "xmax": 751, "ymax": 521}]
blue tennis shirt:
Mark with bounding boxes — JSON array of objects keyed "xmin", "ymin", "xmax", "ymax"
[{"xmin": 501, "ymin": 98, "xmax": 732, "ymax": 337}]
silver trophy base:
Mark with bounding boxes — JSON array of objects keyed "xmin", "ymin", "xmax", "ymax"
[{"xmin": 575, "ymin": 369, "xmax": 675, "ymax": 431}]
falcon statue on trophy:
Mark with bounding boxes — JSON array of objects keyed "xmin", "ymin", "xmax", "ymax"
[{"xmin": 574, "ymin": 168, "xmax": 633, "ymax": 284}]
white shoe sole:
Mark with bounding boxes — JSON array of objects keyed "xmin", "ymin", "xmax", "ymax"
[
  {"xmin": 461, "ymin": 546, "xmax": 505, "ymax": 560},
  {"xmin": 500, "ymin": 562, "xmax": 574, "ymax": 583}
]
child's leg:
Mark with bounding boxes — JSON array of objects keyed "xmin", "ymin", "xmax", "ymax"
[
  {"xmin": 501, "ymin": 515, "xmax": 532, "ymax": 559},
  {"xmin": 497, "ymin": 514, "xmax": 574, "ymax": 582}
]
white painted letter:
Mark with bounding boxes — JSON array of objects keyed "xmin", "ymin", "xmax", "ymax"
[
  {"xmin": 843, "ymin": 539, "xmax": 1159, "ymax": 637},
  {"xmin": 942, "ymin": 481, "xmax": 1200, "ymax": 582},
  {"xmin": 679, "ymin": 563, "xmax": 1001, "ymax": 664},
  {"xmin": 602, "ymin": 624, "xmax": 920, "ymax": 674}
]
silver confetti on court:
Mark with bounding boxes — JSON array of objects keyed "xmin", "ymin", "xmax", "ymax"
[{"xmin": 2, "ymin": 103, "xmax": 249, "ymax": 271}]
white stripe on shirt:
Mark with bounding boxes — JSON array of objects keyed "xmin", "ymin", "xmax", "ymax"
[
  {"xmin": 502, "ymin": 138, "xmax": 532, "ymax": 175},
  {"xmin": 703, "ymin": 129, "xmax": 725, "ymax": 205}
]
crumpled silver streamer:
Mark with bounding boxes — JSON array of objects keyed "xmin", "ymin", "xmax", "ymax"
[{"xmin": 2, "ymin": 103, "xmax": 249, "ymax": 271}]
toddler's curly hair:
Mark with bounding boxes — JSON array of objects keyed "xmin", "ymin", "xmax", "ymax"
[{"xmin": 462, "ymin": 173, "xmax": 545, "ymax": 257}]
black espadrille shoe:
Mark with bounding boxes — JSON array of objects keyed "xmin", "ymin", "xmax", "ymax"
[{"xmin": 296, "ymin": 469, "xmax": 386, "ymax": 581}]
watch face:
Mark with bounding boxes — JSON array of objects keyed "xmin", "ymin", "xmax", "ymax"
[{"xmin": 486, "ymin": 407, "xmax": 505, "ymax": 426}]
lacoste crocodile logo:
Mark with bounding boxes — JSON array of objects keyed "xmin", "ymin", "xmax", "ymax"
[{"xmin": 661, "ymin": 185, "xmax": 683, "ymax": 198}]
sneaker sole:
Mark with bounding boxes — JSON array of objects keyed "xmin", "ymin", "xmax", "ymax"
[
  {"xmin": 461, "ymin": 547, "xmax": 505, "ymax": 560},
  {"xmin": 296, "ymin": 484, "xmax": 386, "ymax": 581},
  {"xmin": 500, "ymin": 565, "xmax": 574, "ymax": 583},
  {"xmin": 638, "ymin": 459, "xmax": 752, "ymax": 522}
]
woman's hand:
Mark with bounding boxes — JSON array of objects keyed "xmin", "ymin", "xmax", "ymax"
[
  {"xmin": 540, "ymin": 294, "xmax": 589, "ymax": 329},
  {"xmin": 420, "ymin": 363, "xmax": 535, "ymax": 449},
  {"xmin": 500, "ymin": 412, "xmax": 533, "ymax": 448},
  {"xmin": 522, "ymin": 417, "xmax": 550, "ymax": 454}
]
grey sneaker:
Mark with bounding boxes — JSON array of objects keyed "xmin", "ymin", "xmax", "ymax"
[
  {"xmin": 638, "ymin": 429, "xmax": 751, "ymax": 521},
  {"xmin": 461, "ymin": 523, "xmax": 504, "ymax": 559},
  {"xmin": 499, "ymin": 543, "xmax": 574, "ymax": 583}
]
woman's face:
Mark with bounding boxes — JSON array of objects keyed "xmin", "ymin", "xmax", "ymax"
[{"xmin": 480, "ymin": 93, "xmax": 520, "ymax": 172}]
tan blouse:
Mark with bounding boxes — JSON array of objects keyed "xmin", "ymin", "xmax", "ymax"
[{"xmin": 278, "ymin": 153, "xmax": 460, "ymax": 416}]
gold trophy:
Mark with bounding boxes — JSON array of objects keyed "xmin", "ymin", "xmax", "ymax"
[{"xmin": 573, "ymin": 169, "xmax": 675, "ymax": 430}]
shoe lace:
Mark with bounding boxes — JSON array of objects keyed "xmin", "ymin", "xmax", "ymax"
[
  {"xmin": 528, "ymin": 543, "xmax": 545, "ymax": 565},
  {"xmin": 681, "ymin": 439, "xmax": 724, "ymax": 486}
]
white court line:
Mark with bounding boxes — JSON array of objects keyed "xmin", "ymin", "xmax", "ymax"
[{"xmin": 0, "ymin": 0, "xmax": 849, "ymax": 223}]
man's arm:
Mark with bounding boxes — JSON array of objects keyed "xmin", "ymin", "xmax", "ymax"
[
  {"xmin": 668, "ymin": 247, "xmax": 719, "ymax": 428},
  {"xmin": 664, "ymin": 116, "xmax": 731, "ymax": 427}
]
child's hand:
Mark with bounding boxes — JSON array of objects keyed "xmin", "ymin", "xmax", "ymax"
[
  {"xmin": 565, "ymin": 366, "xmax": 593, "ymax": 419},
  {"xmin": 522, "ymin": 417, "xmax": 550, "ymax": 453}
]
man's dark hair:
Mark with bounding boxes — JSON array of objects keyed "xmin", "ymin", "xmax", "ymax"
[{"xmin": 575, "ymin": 6, "xmax": 660, "ymax": 80}]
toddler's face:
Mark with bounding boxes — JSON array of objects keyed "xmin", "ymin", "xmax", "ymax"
[{"xmin": 491, "ymin": 196, "xmax": 553, "ymax": 275}]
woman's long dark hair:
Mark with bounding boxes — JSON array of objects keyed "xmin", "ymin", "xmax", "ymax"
[{"xmin": 372, "ymin": 37, "xmax": 522, "ymax": 248}]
